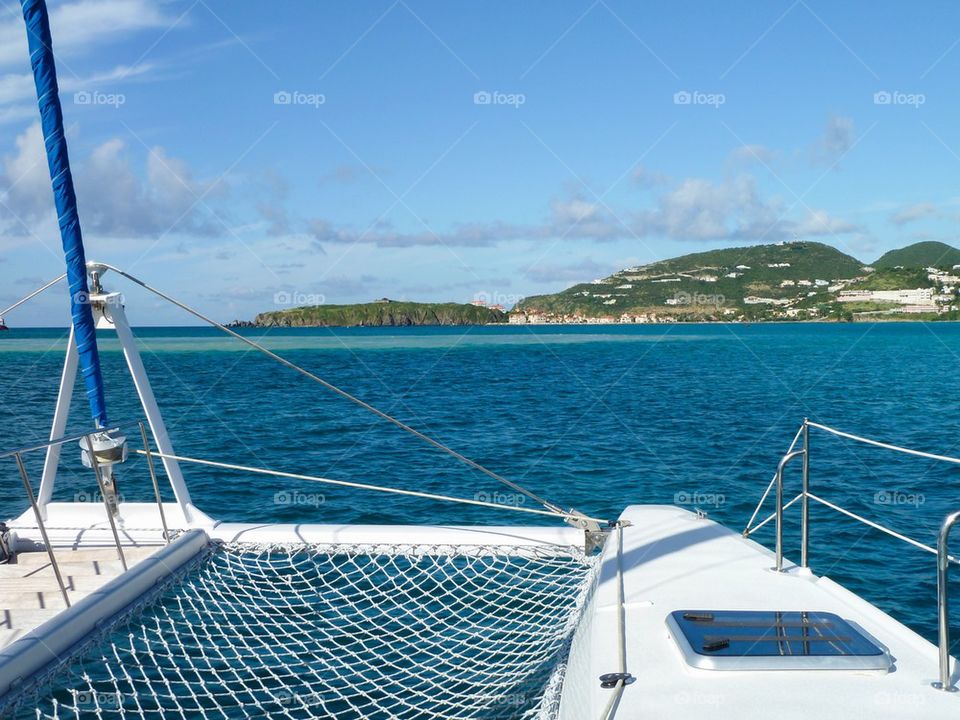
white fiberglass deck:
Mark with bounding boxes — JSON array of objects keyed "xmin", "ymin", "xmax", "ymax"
[
  {"xmin": 560, "ymin": 505, "xmax": 959, "ymax": 719},
  {"xmin": 4, "ymin": 502, "xmax": 958, "ymax": 718},
  {"xmin": 6, "ymin": 502, "xmax": 585, "ymax": 550}
]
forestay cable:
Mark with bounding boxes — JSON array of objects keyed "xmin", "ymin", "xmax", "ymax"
[
  {"xmin": 101, "ymin": 264, "xmax": 594, "ymax": 522},
  {"xmin": 0, "ymin": 273, "xmax": 66, "ymax": 318}
]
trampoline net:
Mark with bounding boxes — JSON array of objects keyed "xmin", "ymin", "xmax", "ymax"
[{"xmin": 9, "ymin": 541, "xmax": 599, "ymax": 720}]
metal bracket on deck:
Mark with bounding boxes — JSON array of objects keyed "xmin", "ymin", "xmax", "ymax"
[
  {"xmin": 566, "ymin": 509, "xmax": 606, "ymax": 553},
  {"xmin": 565, "ymin": 509, "xmax": 601, "ymax": 533}
]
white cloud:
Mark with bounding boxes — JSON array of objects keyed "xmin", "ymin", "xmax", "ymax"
[
  {"xmin": 728, "ymin": 144, "xmax": 775, "ymax": 166},
  {"xmin": 307, "ymin": 217, "xmax": 529, "ymax": 248},
  {"xmin": 546, "ymin": 197, "xmax": 625, "ymax": 241},
  {"xmin": 254, "ymin": 171, "xmax": 291, "ymax": 236},
  {"xmin": 810, "ymin": 114, "xmax": 855, "ymax": 167},
  {"xmin": 524, "ymin": 258, "xmax": 611, "ymax": 283},
  {"xmin": 0, "ymin": 122, "xmax": 227, "ymax": 238},
  {"xmin": 306, "ymin": 201, "xmax": 625, "ymax": 249},
  {"xmin": 791, "ymin": 209, "xmax": 859, "ymax": 236},
  {"xmin": 636, "ymin": 175, "xmax": 858, "ymax": 242},
  {"xmin": 550, "ymin": 198, "xmax": 597, "ymax": 224},
  {"xmin": 0, "ymin": 62, "xmax": 154, "ymax": 108},
  {"xmin": 0, "ymin": 104, "xmax": 37, "ymax": 126},
  {"xmin": 306, "ymin": 174, "xmax": 860, "ymax": 249},
  {"xmin": 631, "ymin": 165, "xmax": 669, "ymax": 188},
  {"xmin": 890, "ymin": 202, "xmax": 936, "ymax": 226},
  {"xmin": 639, "ymin": 175, "xmax": 778, "ymax": 241},
  {"xmin": 88, "ymin": 141, "xmax": 226, "ymax": 237},
  {"xmin": 0, "ymin": 1, "xmax": 178, "ymax": 127},
  {"xmin": 0, "ymin": 0, "xmax": 173, "ymax": 69},
  {"xmin": 317, "ymin": 164, "xmax": 385, "ymax": 186},
  {"xmin": 1, "ymin": 122, "xmax": 50, "ymax": 220},
  {"xmin": 257, "ymin": 200, "xmax": 290, "ymax": 237}
]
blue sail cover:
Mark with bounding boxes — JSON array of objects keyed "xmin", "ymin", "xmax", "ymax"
[{"xmin": 21, "ymin": 0, "xmax": 108, "ymax": 426}]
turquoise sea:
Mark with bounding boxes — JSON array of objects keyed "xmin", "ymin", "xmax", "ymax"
[{"xmin": 1, "ymin": 323, "xmax": 959, "ymax": 649}]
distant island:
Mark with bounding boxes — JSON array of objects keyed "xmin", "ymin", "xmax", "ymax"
[
  {"xmin": 515, "ymin": 240, "xmax": 960, "ymax": 324},
  {"xmin": 243, "ymin": 299, "xmax": 507, "ymax": 327},
  {"xmin": 237, "ymin": 241, "xmax": 960, "ymax": 327}
]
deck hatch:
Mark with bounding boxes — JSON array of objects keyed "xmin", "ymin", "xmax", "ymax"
[{"xmin": 666, "ymin": 610, "xmax": 892, "ymax": 672}]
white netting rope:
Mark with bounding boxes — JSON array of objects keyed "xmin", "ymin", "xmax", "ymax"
[{"xmin": 11, "ymin": 542, "xmax": 599, "ymax": 720}]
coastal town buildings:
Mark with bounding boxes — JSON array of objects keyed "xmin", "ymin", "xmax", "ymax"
[
  {"xmin": 836, "ymin": 288, "xmax": 935, "ymax": 306},
  {"xmin": 506, "ymin": 244, "xmax": 960, "ymax": 324}
]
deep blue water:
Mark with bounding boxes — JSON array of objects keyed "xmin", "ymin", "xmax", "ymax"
[{"xmin": 1, "ymin": 323, "xmax": 959, "ymax": 648}]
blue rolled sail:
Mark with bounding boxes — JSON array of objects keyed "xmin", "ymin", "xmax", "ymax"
[{"xmin": 20, "ymin": 0, "xmax": 109, "ymax": 427}]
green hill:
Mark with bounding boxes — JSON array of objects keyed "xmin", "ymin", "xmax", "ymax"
[
  {"xmin": 854, "ymin": 267, "xmax": 931, "ymax": 291},
  {"xmin": 617, "ymin": 241, "xmax": 863, "ymax": 280},
  {"xmin": 517, "ymin": 241, "xmax": 866, "ymax": 319},
  {"xmin": 874, "ymin": 241, "xmax": 960, "ymax": 269},
  {"xmin": 253, "ymin": 301, "xmax": 506, "ymax": 327}
]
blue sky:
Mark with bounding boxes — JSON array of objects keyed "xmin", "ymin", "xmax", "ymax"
[{"xmin": 3, "ymin": 0, "xmax": 960, "ymax": 325}]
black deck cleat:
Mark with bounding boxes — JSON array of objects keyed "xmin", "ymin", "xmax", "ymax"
[{"xmin": 599, "ymin": 672, "xmax": 635, "ymax": 688}]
